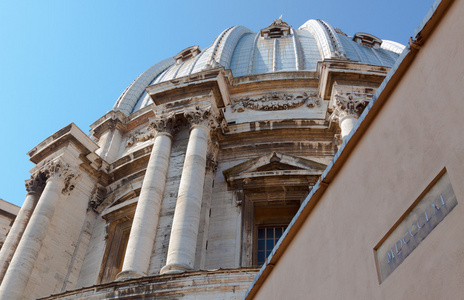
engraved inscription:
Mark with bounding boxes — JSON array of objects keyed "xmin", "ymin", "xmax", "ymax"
[{"xmin": 376, "ymin": 171, "xmax": 458, "ymax": 282}]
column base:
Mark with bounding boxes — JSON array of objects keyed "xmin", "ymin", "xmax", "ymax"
[
  {"xmin": 116, "ymin": 270, "xmax": 145, "ymax": 281},
  {"xmin": 160, "ymin": 263, "xmax": 192, "ymax": 275}
]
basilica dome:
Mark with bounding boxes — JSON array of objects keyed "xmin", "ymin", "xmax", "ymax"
[{"xmin": 113, "ymin": 19, "xmax": 404, "ymax": 115}]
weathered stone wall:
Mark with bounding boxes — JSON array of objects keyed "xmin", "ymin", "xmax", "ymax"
[
  {"xmin": 0, "ymin": 200, "xmax": 19, "ymax": 249},
  {"xmin": 24, "ymin": 170, "xmax": 95, "ymax": 299},
  {"xmin": 43, "ymin": 269, "xmax": 259, "ymax": 300}
]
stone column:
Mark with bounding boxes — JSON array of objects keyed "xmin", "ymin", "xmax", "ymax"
[
  {"xmin": 0, "ymin": 173, "xmax": 44, "ymax": 284},
  {"xmin": 161, "ymin": 108, "xmax": 216, "ymax": 274},
  {"xmin": 330, "ymin": 92, "xmax": 370, "ymax": 141},
  {"xmin": 195, "ymin": 146, "xmax": 218, "ymax": 270},
  {"xmin": 116, "ymin": 115, "xmax": 176, "ymax": 280},
  {"xmin": 0, "ymin": 160, "xmax": 76, "ymax": 299}
]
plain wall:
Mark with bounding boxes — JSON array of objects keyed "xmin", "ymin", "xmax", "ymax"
[{"xmin": 253, "ymin": 0, "xmax": 464, "ymax": 299}]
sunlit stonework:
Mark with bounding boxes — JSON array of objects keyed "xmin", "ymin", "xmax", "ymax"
[{"xmin": 0, "ymin": 17, "xmax": 404, "ymax": 299}]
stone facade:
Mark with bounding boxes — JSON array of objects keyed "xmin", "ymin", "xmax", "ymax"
[{"xmin": 0, "ymin": 18, "xmax": 402, "ymax": 299}]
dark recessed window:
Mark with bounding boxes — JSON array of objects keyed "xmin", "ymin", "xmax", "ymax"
[{"xmin": 256, "ymin": 226, "xmax": 286, "ymax": 266}]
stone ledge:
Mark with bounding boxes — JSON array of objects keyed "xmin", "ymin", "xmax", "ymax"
[{"xmin": 40, "ymin": 268, "xmax": 260, "ymax": 300}]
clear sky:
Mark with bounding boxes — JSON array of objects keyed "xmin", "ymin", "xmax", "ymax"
[{"xmin": 0, "ymin": 0, "xmax": 436, "ymax": 207}]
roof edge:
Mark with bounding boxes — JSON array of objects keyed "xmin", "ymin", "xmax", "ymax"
[{"xmin": 244, "ymin": 0, "xmax": 454, "ymax": 298}]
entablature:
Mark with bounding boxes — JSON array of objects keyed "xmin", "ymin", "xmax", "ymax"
[
  {"xmin": 317, "ymin": 60, "xmax": 390, "ymax": 101},
  {"xmin": 145, "ymin": 68, "xmax": 231, "ymax": 114}
]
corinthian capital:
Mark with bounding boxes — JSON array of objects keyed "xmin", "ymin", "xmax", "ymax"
[
  {"xmin": 330, "ymin": 92, "xmax": 371, "ymax": 122},
  {"xmin": 184, "ymin": 106, "xmax": 219, "ymax": 129},
  {"xmin": 148, "ymin": 113, "xmax": 178, "ymax": 136},
  {"xmin": 42, "ymin": 159, "xmax": 79, "ymax": 194},
  {"xmin": 25, "ymin": 172, "xmax": 46, "ymax": 194}
]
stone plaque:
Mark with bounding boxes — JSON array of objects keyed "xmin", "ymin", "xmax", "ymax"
[{"xmin": 375, "ymin": 171, "xmax": 458, "ymax": 282}]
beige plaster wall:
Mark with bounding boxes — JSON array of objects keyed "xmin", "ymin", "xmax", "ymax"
[{"xmin": 253, "ymin": 1, "xmax": 464, "ymax": 299}]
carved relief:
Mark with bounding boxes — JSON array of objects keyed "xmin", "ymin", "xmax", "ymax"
[
  {"xmin": 41, "ymin": 159, "xmax": 78, "ymax": 194},
  {"xmin": 148, "ymin": 113, "xmax": 180, "ymax": 136},
  {"xmin": 206, "ymin": 138, "xmax": 219, "ymax": 175},
  {"xmin": 330, "ymin": 91, "xmax": 372, "ymax": 121},
  {"xmin": 125, "ymin": 129, "xmax": 155, "ymax": 148},
  {"xmin": 184, "ymin": 106, "xmax": 219, "ymax": 129},
  {"xmin": 231, "ymin": 92, "xmax": 321, "ymax": 113},
  {"xmin": 126, "ymin": 114, "xmax": 181, "ymax": 148},
  {"xmin": 25, "ymin": 172, "xmax": 46, "ymax": 194},
  {"xmin": 89, "ymin": 184, "xmax": 107, "ymax": 211}
]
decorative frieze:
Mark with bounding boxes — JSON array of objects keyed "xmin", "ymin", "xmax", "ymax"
[
  {"xmin": 231, "ymin": 92, "xmax": 321, "ymax": 113},
  {"xmin": 125, "ymin": 129, "xmax": 154, "ymax": 148}
]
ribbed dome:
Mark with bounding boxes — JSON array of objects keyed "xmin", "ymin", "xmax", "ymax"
[{"xmin": 113, "ymin": 19, "xmax": 404, "ymax": 115}]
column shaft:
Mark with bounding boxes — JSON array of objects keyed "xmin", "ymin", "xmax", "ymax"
[
  {"xmin": 0, "ymin": 177, "xmax": 63, "ymax": 299},
  {"xmin": 117, "ymin": 133, "xmax": 172, "ymax": 279},
  {"xmin": 340, "ymin": 115, "xmax": 358, "ymax": 140},
  {"xmin": 0, "ymin": 191, "xmax": 39, "ymax": 284},
  {"xmin": 161, "ymin": 125, "xmax": 209, "ymax": 274}
]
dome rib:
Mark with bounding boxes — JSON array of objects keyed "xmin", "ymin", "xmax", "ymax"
[
  {"xmin": 248, "ymin": 33, "xmax": 260, "ymax": 75},
  {"xmin": 215, "ymin": 26, "xmax": 254, "ymax": 68},
  {"xmin": 187, "ymin": 49, "xmax": 205, "ymax": 75},
  {"xmin": 318, "ymin": 20, "xmax": 346, "ymax": 58},
  {"xmin": 118, "ymin": 19, "xmax": 404, "ymax": 114},
  {"xmin": 113, "ymin": 57, "xmax": 174, "ymax": 115},
  {"xmin": 299, "ymin": 20, "xmax": 335, "ymax": 59},
  {"xmin": 291, "ymin": 29, "xmax": 303, "ymax": 70}
]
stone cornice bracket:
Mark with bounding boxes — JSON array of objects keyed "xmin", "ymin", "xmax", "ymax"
[
  {"xmin": 184, "ymin": 106, "xmax": 220, "ymax": 130},
  {"xmin": 330, "ymin": 92, "xmax": 371, "ymax": 122},
  {"xmin": 88, "ymin": 183, "xmax": 107, "ymax": 212},
  {"xmin": 41, "ymin": 159, "xmax": 79, "ymax": 195},
  {"xmin": 25, "ymin": 172, "xmax": 46, "ymax": 194}
]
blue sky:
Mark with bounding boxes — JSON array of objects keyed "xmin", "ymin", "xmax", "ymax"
[{"xmin": 0, "ymin": 0, "xmax": 435, "ymax": 206}]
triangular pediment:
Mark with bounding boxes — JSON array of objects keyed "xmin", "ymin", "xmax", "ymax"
[{"xmin": 223, "ymin": 152, "xmax": 327, "ymax": 183}]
